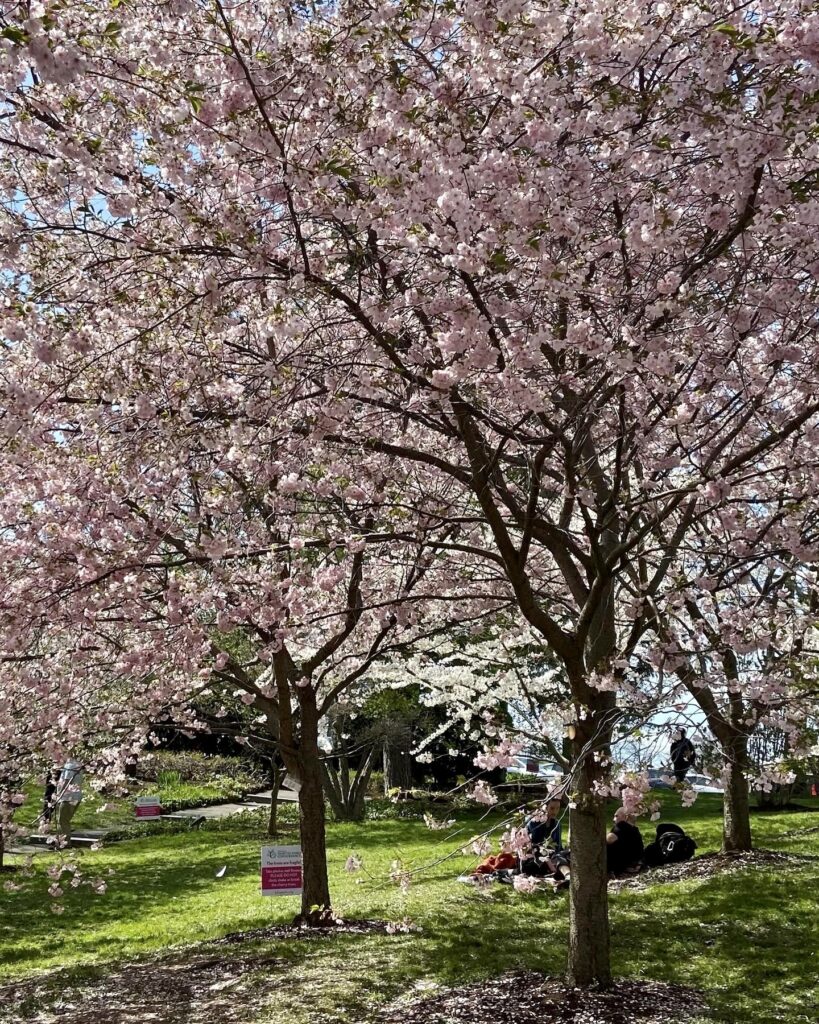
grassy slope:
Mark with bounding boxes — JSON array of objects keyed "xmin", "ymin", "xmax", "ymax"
[
  {"xmin": 15, "ymin": 773, "xmax": 258, "ymax": 832},
  {"xmin": 1, "ymin": 794, "xmax": 817, "ymax": 1024}
]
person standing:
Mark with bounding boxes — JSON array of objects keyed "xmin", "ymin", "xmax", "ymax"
[
  {"xmin": 53, "ymin": 759, "xmax": 84, "ymax": 842},
  {"xmin": 670, "ymin": 728, "xmax": 697, "ymax": 783}
]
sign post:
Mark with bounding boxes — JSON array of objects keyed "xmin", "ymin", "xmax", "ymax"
[
  {"xmin": 135, "ymin": 795, "xmax": 162, "ymax": 818},
  {"xmin": 261, "ymin": 845, "xmax": 303, "ymax": 897}
]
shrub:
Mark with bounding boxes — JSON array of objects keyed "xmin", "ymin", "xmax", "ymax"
[
  {"xmin": 156, "ymin": 769, "xmax": 183, "ymax": 788},
  {"xmin": 365, "ymin": 792, "xmax": 457, "ymax": 821},
  {"xmin": 367, "ymin": 770, "xmax": 385, "ymax": 797},
  {"xmin": 137, "ymin": 751, "xmax": 265, "ymax": 788}
]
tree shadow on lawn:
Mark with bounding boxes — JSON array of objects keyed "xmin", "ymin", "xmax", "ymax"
[
  {"xmin": 610, "ymin": 861, "xmax": 819, "ymax": 1024},
  {"xmin": 1, "ymin": 859, "xmax": 817, "ymax": 1024},
  {"xmin": 0, "ymin": 896, "xmax": 569, "ymax": 1024},
  {"xmin": 345, "ymin": 855, "xmax": 818, "ymax": 1024},
  {"xmin": 372, "ymin": 859, "xmax": 818, "ymax": 1024},
  {"xmin": 0, "ymin": 832, "xmax": 271, "ymax": 971},
  {"xmin": 0, "ymin": 816, "xmax": 480, "ymax": 978},
  {"xmin": 3, "ymin": 806, "xmax": 817, "ymax": 1024}
]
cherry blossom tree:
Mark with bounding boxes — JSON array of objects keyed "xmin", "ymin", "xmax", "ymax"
[
  {"xmin": 3, "ymin": 0, "xmax": 819, "ymax": 986},
  {"xmin": 0, "ymin": 385, "xmax": 505, "ymax": 913},
  {"xmin": 660, "ymin": 544, "xmax": 819, "ymax": 850}
]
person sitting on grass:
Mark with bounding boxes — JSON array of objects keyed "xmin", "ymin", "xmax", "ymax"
[
  {"xmin": 471, "ymin": 849, "xmax": 518, "ymax": 877},
  {"xmin": 463, "ymin": 797, "xmax": 566, "ymax": 884},
  {"xmin": 606, "ymin": 807, "xmax": 644, "ymax": 877},
  {"xmin": 541, "ymin": 807, "xmax": 645, "ymax": 890},
  {"xmin": 525, "ymin": 797, "xmax": 564, "ymax": 856},
  {"xmin": 519, "ymin": 797, "xmax": 566, "ymax": 879}
]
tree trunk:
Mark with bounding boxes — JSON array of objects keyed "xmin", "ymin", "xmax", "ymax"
[
  {"xmin": 566, "ymin": 705, "xmax": 612, "ymax": 988},
  {"xmin": 567, "ymin": 797, "xmax": 610, "ymax": 987},
  {"xmin": 680, "ymin": 667, "xmax": 754, "ymax": 855},
  {"xmin": 723, "ymin": 735, "xmax": 752, "ymax": 853},
  {"xmin": 755, "ymin": 783, "xmax": 791, "ymax": 810},
  {"xmin": 323, "ymin": 763, "xmax": 366, "ymax": 822},
  {"xmin": 297, "ymin": 760, "xmax": 331, "ymax": 915},
  {"xmin": 383, "ymin": 737, "xmax": 412, "ymax": 794},
  {"xmin": 293, "ymin": 688, "xmax": 332, "ymax": 916},
  {"xmin": 271, "ymin": 651, "xmax": 333, "ymax": 921},
  {"xmin": 323, "ymin": 744, "xmax": 377, "ymax": 821},
  {"xmin": 267, "ymin": 762, "xmax": 282, "ymax": 838}
]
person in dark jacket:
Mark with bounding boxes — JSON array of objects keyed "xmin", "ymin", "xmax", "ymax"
[
  {"xmin": 519, "ymin": 797, "xmax": 566, "ymax": 879},
  {"xmin": 606, "ymin": 808, "xmax": 644, "ymax": 876},
  {"xmin": 41, "ymin": 769, "xmax": 57, "ymax": 823},
  {"xmin": 526, "ymin": 797, "xmax": 563, "ymax": 854},
  {"xmin": 670, "ymin": 728, "xmax": 697, "ymax": 783}
]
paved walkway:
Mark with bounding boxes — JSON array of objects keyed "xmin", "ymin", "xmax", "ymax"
[
  {"xmin": 9, "ymin": 829, "xmax": 107, "ymax": 855},
  {"xmin": 245, "ymin": 788, "xmax": 299, "ymax": 804},
  {"xmin": 163, "ymin": 788, "xmax": 298, "ymax": 819}
]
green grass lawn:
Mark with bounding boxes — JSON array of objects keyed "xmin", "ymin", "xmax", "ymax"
[{"xmin": 1, "ymin": 794, "xmax": 817, "ymax": 1024}]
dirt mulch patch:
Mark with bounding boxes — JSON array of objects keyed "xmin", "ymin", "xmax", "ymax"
[
  {"xmin": 0, "ymin": 920, "xmax": 392, "ymax": 1024},
  {"xmin": 610, "ymin": 848, "xmax": 816, "ymax": 893},
  {"xmin": 213, "ymin": 918, "xmax": 390, "ymax": 945},
  {"xmin": 379, "ymin": 971, "xmax": 706, "ymax": 1024},
  {"xmin": 0, "ymin": 950, "xmax": 285, "ymax": 1024}
]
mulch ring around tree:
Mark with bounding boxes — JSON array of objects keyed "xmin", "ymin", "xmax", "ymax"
[
  {"xmin": 609, "ymin": 848, "xmax": 817, "ymax": 893},
  {"xmin": 379, "ymin": 971, "xmax": 706, "ymax": 1024},
  {"xmin": 0, "ymin": 920, "xmax": 392, "ymax": 1024},
  {"xmin": 213, "ymin": 917, "xmax": 391, "ymax": 944}
]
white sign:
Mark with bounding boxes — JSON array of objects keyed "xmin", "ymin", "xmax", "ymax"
[
  {"xmin": 282, "ymin": 773, "xmax": 302, "ymax": 793},
  {"xmin": 136, "ymin": 795, "xmax": 162, "ymax": 818},
  {"xmin": 261, "ymin": 845, "xmax": 303, "ymax": 897}
]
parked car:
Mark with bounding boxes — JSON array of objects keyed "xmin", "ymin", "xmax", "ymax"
[
  {"xmin": 509, "ymin": 757, "xmax": 564, "ymax": 782},
  {"xmin": 648, "ymin": 768, "xmax": 674, "ymax": 790},
  {"xmin": 648, "ymin": 768, "xmax": 724, "ymax": 794},
  {"xmin": 687, "ymin": 773, "xmax": 724, "ymax": 794}
]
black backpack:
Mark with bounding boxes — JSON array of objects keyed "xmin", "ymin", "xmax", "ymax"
[{"xmin": 643, "ymin": 823, "xmax": 697, "ymax": 868}]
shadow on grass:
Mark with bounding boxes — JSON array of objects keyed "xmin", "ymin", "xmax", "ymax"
[
  {"xmin": 0, "ymin": 832, "xmax": 265, "ymax": 968},
  {"xmin": 2, "ymin": 801, "xmax": 818, "ymax": 1024},
  {"xmin": 3, "ymin": 858, "xmax": 817, "ymax": 1024},
  {"xmin": 611, "ymin": 861, "xmax": 819, "ymax": 1024},
  {"xmin": 0, "ymin": 813, "xmax": 494, "ymax": 975}
]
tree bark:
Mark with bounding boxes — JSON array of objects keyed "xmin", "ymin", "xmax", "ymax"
[
  {"xmin": 383, "ymin": 737, "xmax": 412, "ymax": 794},
  {"xmin": 567, "ymin": 796, "xmax": 610, "ymax": 988},
  {"xmin": 271, "ymin": 651, "xmax": 332, "ymax": 920},
  {"xmin": 722, "ymin": 734, "xmax": 752, "ymax": 853},
  {"xmin": 293, "ymin": 687, "xmax": 332, "ymax": 915},
  {"xmin": 679, "ymin": 665, "xmax": 755, "ymax": 856},
  {"xmin": 566, "ymin": 702, "xmax": 613, "ymax": 988},
  {"xmin": 323, "ymin": 744, "xmax": 377, "ymax": 821},
  {"xmin": 267, "ymin": 762, "xmax": 282, "ymax": 838}
]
